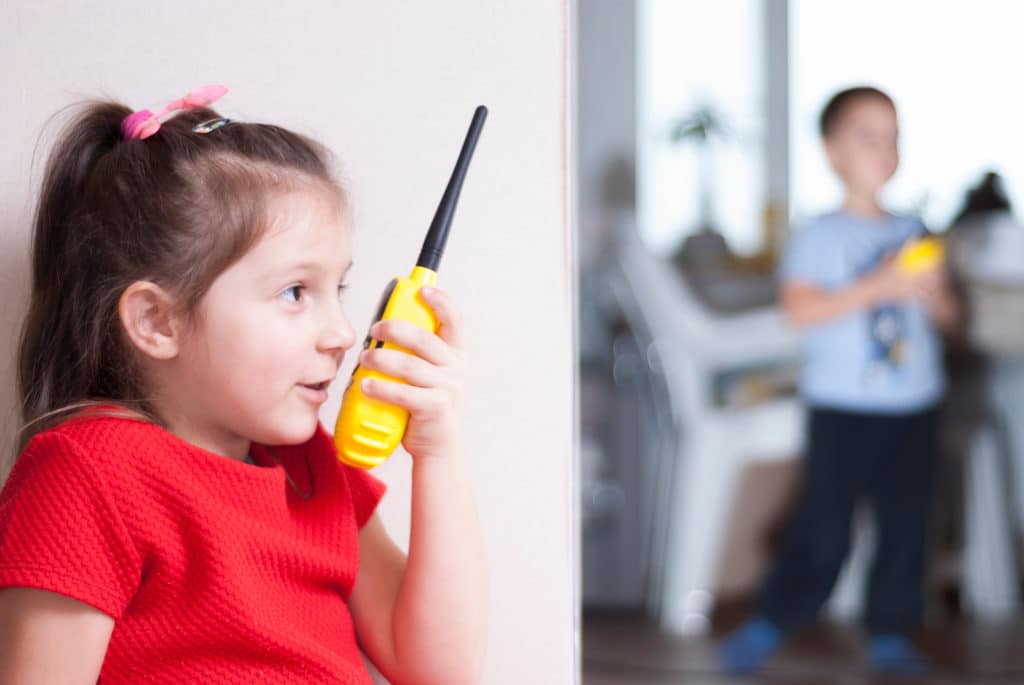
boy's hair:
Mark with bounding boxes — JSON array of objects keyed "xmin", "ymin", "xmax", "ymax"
[
  {"xmin": 819, "ymin": 86, "xmax": 895, "ymax": 138},
  {"xmin": 16, "ymin": 101, "xmax": 345, "ymax": 451}
]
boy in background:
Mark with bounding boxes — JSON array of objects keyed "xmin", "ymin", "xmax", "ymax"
[{"xmin": 719, "ymin": 86, "xmax": 958, "ymax": 675}]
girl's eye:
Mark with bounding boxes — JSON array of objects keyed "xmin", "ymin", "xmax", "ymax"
[{"xmin": 281, "ymin": 285, "xmax": 304, "ymax": 303}]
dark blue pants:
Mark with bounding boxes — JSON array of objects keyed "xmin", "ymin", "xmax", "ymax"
[{"xmin": 756, "ymin": 406, "xmax": 939, "ymax": 636}]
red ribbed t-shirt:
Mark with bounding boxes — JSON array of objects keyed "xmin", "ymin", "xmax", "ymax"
[{"xmin": 0, "ymin": 414, "xmax": 386, "ymax": 683}]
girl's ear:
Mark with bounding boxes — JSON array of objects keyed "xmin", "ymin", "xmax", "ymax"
[{"xmin": 118, "ymin": 281, "xmax": 185, "ymax": 360}]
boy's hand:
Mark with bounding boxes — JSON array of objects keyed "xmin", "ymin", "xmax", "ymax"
[
  {"xmin": 910, "ymin": 265, "xmax": 960, "ymax": 330},
  {"xmin": 866, "ymin": 254, "xmax": 916, "ymax": 303},
  {"xmin": 910, "ymin": 264, "xmax": 947, "ymax": 303},
  {"xmin": 356, "ymin": 287, "xmax": 465, "ymax": 461}
]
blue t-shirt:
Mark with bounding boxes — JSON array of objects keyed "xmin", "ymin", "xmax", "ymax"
[{"xmin": 780, "ymin": 211, "xmax": 944, "ymax": 414}]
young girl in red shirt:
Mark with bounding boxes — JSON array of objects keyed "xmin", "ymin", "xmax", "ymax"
[{"xmin": 0, "ymin": 85, "xmax": 486, "ymax": 684}]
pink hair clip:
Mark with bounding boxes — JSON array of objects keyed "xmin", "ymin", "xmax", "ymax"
[{"xmin": 121, "ymin": 84, "xmax": 229, "ymax": 140}]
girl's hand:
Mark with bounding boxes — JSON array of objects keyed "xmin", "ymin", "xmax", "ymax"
[
  {"xmin": 349, "ymin": 286, "xmax": 485, "ymax": 683},
  {"xmin": 358, "ymin": 286, "xmax": 465, "ymax": 461}
]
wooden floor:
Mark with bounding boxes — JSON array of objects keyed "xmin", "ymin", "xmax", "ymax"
[{"xmin": 582, "ymin": 611, "xmax": 1024, "ymax": 685}]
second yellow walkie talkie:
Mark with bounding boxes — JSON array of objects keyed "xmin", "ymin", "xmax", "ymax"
[{"xmin": 334, "ymin": 106, "xmax": 487, "ymax": 469}]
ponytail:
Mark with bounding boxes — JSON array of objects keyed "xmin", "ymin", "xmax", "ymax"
[
  {"xmin": 17, "ymin": 102, "xmax": 144, "ymax": 450},
  {"xmin": 29, "ymin": 103, "xmax": 127, "ymax": 289}
]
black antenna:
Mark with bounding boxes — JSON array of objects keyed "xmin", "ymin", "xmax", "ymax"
[{"xmin": 416, "ymin": 105, "xmax": 488, "ymax": 271}]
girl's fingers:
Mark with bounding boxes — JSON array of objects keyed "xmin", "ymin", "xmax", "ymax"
[
  {"xmin": 371, "ymin": 318, "xmax": 458, "ymax": 368},
  {"xmin": 361, "ymin": 377, "xmax": 448, "ymax": 416},
  {"xmin": 360, "ymin": 347, "xmax": 440, "ymax": 388},
  {"xmin": 418, "ymin": 286, "xmax": 464, "ymax": 350},
  {"xmin": 368, "ymin": 287, "xmax": 465, "ymax": 368}
]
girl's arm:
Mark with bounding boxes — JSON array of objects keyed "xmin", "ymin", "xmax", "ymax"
[
  {"xmin": 348, "ymin": 286, "xmax": 487, "ymax": 685},
  {"xmin": 0, "ymin": 587, "xmax": 113, "ymax": 683}
]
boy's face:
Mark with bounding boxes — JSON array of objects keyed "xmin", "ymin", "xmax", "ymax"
[{"xmin": 824, "ymin": 97, "xmax": 899, "ymax": 197}]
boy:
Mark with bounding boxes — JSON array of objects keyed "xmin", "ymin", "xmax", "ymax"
[{"xmin": 719, "ymin": 86, "xmax": 958, "ymax": 675}]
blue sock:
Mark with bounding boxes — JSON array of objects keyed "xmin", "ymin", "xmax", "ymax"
[
  {"xmin": 868, "ymin": 634, "xmax": 930, "ymax": 675},
  {"xmin": 718, "ymin": 617, "xmax": 782, "ymax": 674}
]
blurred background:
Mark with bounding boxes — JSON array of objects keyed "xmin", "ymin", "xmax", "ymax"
[{"xmin": 577, "ymin": 1, "xmax": 1024, "ymax": 682}]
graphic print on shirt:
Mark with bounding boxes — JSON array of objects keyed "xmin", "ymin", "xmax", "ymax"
[{"xmin": 861, "ymin": 245, "xmax": 908, "ymax": 385}]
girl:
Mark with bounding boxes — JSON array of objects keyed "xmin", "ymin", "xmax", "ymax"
[{"xmin": 0, "ymin": 86, "xmax": 486, "ymax": 684}]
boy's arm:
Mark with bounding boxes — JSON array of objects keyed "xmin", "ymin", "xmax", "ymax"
[
  {"xmin": 782, "ymin": 253, "xmax": 909, "ymax": 328},
  {"xmin": 783, "ymin": 259, "xmax": 958, "ymax": 333},
  {"xmin": 782, "ymin": 278, "xmax": 881, "ymax": 329}
]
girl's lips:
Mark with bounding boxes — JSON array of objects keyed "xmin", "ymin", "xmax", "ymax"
[{"xmin": 297, "ymin": 383, "xmax": 329, "ymax": 404}]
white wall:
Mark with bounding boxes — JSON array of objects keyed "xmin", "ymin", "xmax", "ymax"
[{"xmin": 0, "ymin": 2, "xmax": 576, "ymax": 683}]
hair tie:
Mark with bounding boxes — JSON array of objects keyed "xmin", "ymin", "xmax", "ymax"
[{"xmin": 121, "ymin": 85, "xmax": 228, "ymax": 140}]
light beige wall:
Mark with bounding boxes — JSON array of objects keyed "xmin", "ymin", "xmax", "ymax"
[{"xmin": 0, "ymin": 2, "xmax": 576, "ymax": 682}]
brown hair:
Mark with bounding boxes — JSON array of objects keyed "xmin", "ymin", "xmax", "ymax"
[
  {"xmin": 16, "ymin": 100, "xmax": 344, "ymax": 452},
  {"xmin": 819, "ymin": 86, "xmax": 895, "ymax": 139}
]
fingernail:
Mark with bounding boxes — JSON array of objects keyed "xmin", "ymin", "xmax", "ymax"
[
  {"xmin": 361, "ymin": 378, "xmax": 371, "ymax": 392},
  {"xmin": 421, "ymin": 286, "xmax": 434, "ymax": 296}
]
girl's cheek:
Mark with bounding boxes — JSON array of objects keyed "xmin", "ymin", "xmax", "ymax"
[{"xmin": 262, "ymin": 327, "xmax": 310, "ymax": 365}]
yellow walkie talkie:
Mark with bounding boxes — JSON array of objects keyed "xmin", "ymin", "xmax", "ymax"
[{"xmin": 334, "ymin": 106, "xmax": 487, "ymax": 469}]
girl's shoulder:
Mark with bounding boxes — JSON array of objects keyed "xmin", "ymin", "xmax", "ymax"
[
  {"xmin": 28, "ymin": 411, "xmax": 173, "ymax": 460},
  {"xmin": 15, "ymin": 412, "xmax": 184, "ymax": 495}
]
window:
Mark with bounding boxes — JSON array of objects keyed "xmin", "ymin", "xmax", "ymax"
[
  {"xmin": 791, "ymin": 0, "xmax": 1024, "ymax": 229},
  {"xmin": 638, "ymin": 0, "xmax": 766, "ymax": 256}
]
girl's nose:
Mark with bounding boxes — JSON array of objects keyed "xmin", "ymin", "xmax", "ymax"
[{"xmin": 318, "ymin": 304, "xmax": 356, "ymax": 355}]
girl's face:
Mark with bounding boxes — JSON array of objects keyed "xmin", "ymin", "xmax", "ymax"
[
  {"xmin": 165, "ymin": 189, "xmax": 356, "ymax": 459},
  {"xmin": 824, "ymin": 97, "xmax": 900, "ymax": 197}
]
